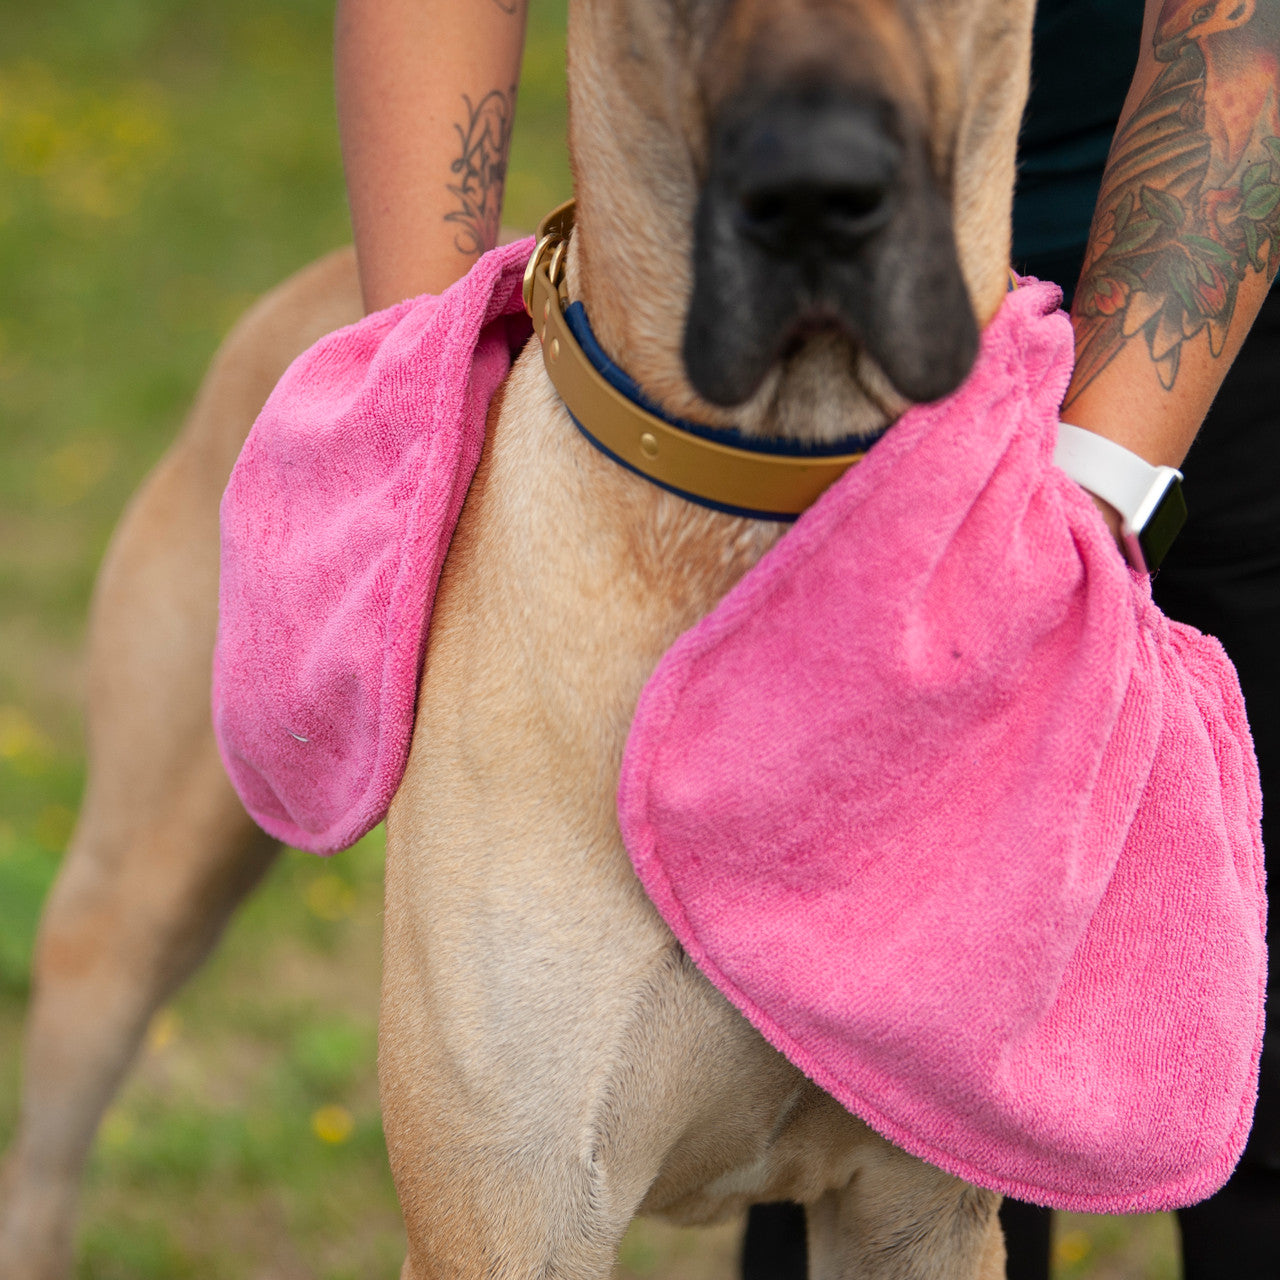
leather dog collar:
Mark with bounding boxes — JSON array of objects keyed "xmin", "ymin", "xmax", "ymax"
[{"xmin": 523, "ymin": 200, "xmax": 878, "ymax": 521}]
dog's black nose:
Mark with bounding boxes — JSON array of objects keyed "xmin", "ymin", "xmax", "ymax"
[
  {"xmin": 684, "ymin": 87, "xmax": 978, "ymax": 409},
  {"xmin": 727, "ymin": 96, "xmax": 901, "ymax": 259}
]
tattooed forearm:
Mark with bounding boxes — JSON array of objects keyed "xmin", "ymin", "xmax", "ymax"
[
  {"xmin": 444, "ymin": 87, "xmax": 515, "ymax": 257},
  {"xmin": 1068, "ymin": 0, "xmax": 1280, "ymax": 400}
]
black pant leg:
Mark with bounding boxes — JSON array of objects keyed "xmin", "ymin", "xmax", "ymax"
[
  {"xmin": 741, "ymin": 1202, "xmax": 808, "ymax": 1280},
  {"xmin": 999, "ymin": 1198, "xmax": 1053, "ymax": 1280},
  {"xmin": 1151, "ymin": 286, "xmax": 1280, "ymax": 1279}
]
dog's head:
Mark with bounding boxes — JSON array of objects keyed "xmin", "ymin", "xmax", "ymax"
[{"xmin": 566, "ymin": 0, "xmax": 1034, "ymax": 443}]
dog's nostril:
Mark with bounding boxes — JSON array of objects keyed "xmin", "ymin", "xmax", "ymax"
[
  {"xmin": 739, "ymin": 182, "xmax": 887, "ymax": 239},
  {"xmin": 739, "ymin": 180, "xmax": 890, "ymax": 246},
  {"xmin": 822, "ymin": 185, "xmax": 885, "ymax": 226},
  {"xmin": 736, "ymin": 180, "xmax": 891, "ymax": 258},
  {"xmin": 740, "ymin": 190, "xmax": 789, "ymax": 230}
]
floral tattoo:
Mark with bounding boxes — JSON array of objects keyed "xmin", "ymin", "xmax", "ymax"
[
  {"xmin": 445, "ymin": 88, "xmax": 515, "ymax": 257},
  {"xmin": 1070, "ymin": 0, "xmax": 1280, "ymax": 396}
]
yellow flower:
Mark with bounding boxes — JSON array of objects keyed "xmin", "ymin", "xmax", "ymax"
[
  {"xmin": 1053, "ymin": 1229, "xmax": 1092, "ymax": 1267},
  {"xmin": 306, "ymin": 873, "xmax": 357, "ymax": 922},
  {"xmin": 310, "ymin": 1104, "xmax": 355, "ymax": 1145},
  {"xmin": 146, "ymin": 1008, "xmax": 181, "ymax": 1053}
]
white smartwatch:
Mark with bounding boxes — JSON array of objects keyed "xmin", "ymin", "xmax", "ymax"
[{"xmin": 1053, "ymin": 422, "xmax": 1187, "ymax": 574}]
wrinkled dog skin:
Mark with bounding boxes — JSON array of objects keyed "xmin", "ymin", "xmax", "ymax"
[{"xmin": 1, "ymin": 1, "xmax": 1033, "ymax": 1277}]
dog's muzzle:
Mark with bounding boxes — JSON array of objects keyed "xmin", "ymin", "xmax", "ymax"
[{"xmin": 684, "ymin": 87, "xmax": 979, "ymax": 407}]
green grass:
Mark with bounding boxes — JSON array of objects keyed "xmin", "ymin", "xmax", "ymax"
[{"xmin": 0, "ymin": 1, "xmax": 1183, "ymax": 1274}]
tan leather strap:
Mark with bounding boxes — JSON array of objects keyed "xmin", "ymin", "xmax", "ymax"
[{"xmin": 523, "ymin": 200, "xmax": 868, "ymax": 519}]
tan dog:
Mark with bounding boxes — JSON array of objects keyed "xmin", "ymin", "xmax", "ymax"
[{"xmin": 1, "ymin": 0, "xmax": 1036, "ymax": 1275}]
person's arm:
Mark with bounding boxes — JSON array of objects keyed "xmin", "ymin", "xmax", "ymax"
[
  {"xmin": 335, "ymin": 0, "xmax": 528, "ymax": 312},
  {"xmin": 1062, "ymin": 0, "xmax": 1280, "ymax": 491}
]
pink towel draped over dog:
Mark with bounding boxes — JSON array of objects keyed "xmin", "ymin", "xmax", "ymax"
[
  {"xmin": 215, "ymin": 242, "xmax": 1265, "ymax": 1213},
  {"xmin": 617, "ymin": 279, "xmax": 1266, "ymax": 1213},
  {"xmin": 214, "ymin": 237, "xmax": 534, "ymax": 853}
]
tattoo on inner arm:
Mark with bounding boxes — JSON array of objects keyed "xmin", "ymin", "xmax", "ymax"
[
  {"xmin": 1069, "ymin": 0, "xmax": 1280, "ymax": 399},
  {"xmin": 445, "ymin": 87, "xmax": 515, "ymax": 258}
]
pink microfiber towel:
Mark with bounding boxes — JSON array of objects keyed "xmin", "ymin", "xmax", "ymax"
[
  {"xmin": 215, "ymin": 245, "xmax": 1264, "ymax": 1212},
  {"xmin": 617, "ymin": 278, "xmax": 1266, "ymax": 1212},
  {"xmin": 214, "ymin": 237, "xmax": 534, "ymax": 852}
]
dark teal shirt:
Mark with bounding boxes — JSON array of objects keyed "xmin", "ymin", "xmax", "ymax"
[{"xmin": 1012, "ymin": 0, "xmax": 1144, "ymax": 296}]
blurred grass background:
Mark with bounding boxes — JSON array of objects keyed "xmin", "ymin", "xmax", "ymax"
[{"xmin": 0, "ymin": 0, "xmax": 1180, "ymax": 1275}]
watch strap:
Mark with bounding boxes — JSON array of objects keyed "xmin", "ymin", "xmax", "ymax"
[{"xmin": 1053, "ymin": 422, "xmax": 1186, "ymax": 573}]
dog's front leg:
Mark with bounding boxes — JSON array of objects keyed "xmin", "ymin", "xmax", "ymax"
[
  {"xmin": 807, "ymin": 1156, "xmax": 1005, "ymax": 1280},
  {"xmin": 0, "ymin": 249, "xmax": 364, "ymax": 1280},
  {"xmin": 378, "ymin": 825, "xmax": 699, "ymax": 1280}
]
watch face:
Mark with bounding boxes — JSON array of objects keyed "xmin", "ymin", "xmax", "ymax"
[{"xmin": 1138, "ymin": 477, "xmax": 1188, "ymax": 573}]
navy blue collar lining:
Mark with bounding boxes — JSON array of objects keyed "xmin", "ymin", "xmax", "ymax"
[
  {"xmin": 567, "ymin": 417, "xmax": 794, "ymax": 521},
  {"xmin": 559, "ymin": 303, "xmax": 886, "ymax": 519}
]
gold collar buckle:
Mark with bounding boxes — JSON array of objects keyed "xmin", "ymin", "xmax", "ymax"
[{"xmin": 522, "ymin": 199, "xmax": 575, "ymax": 318}]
